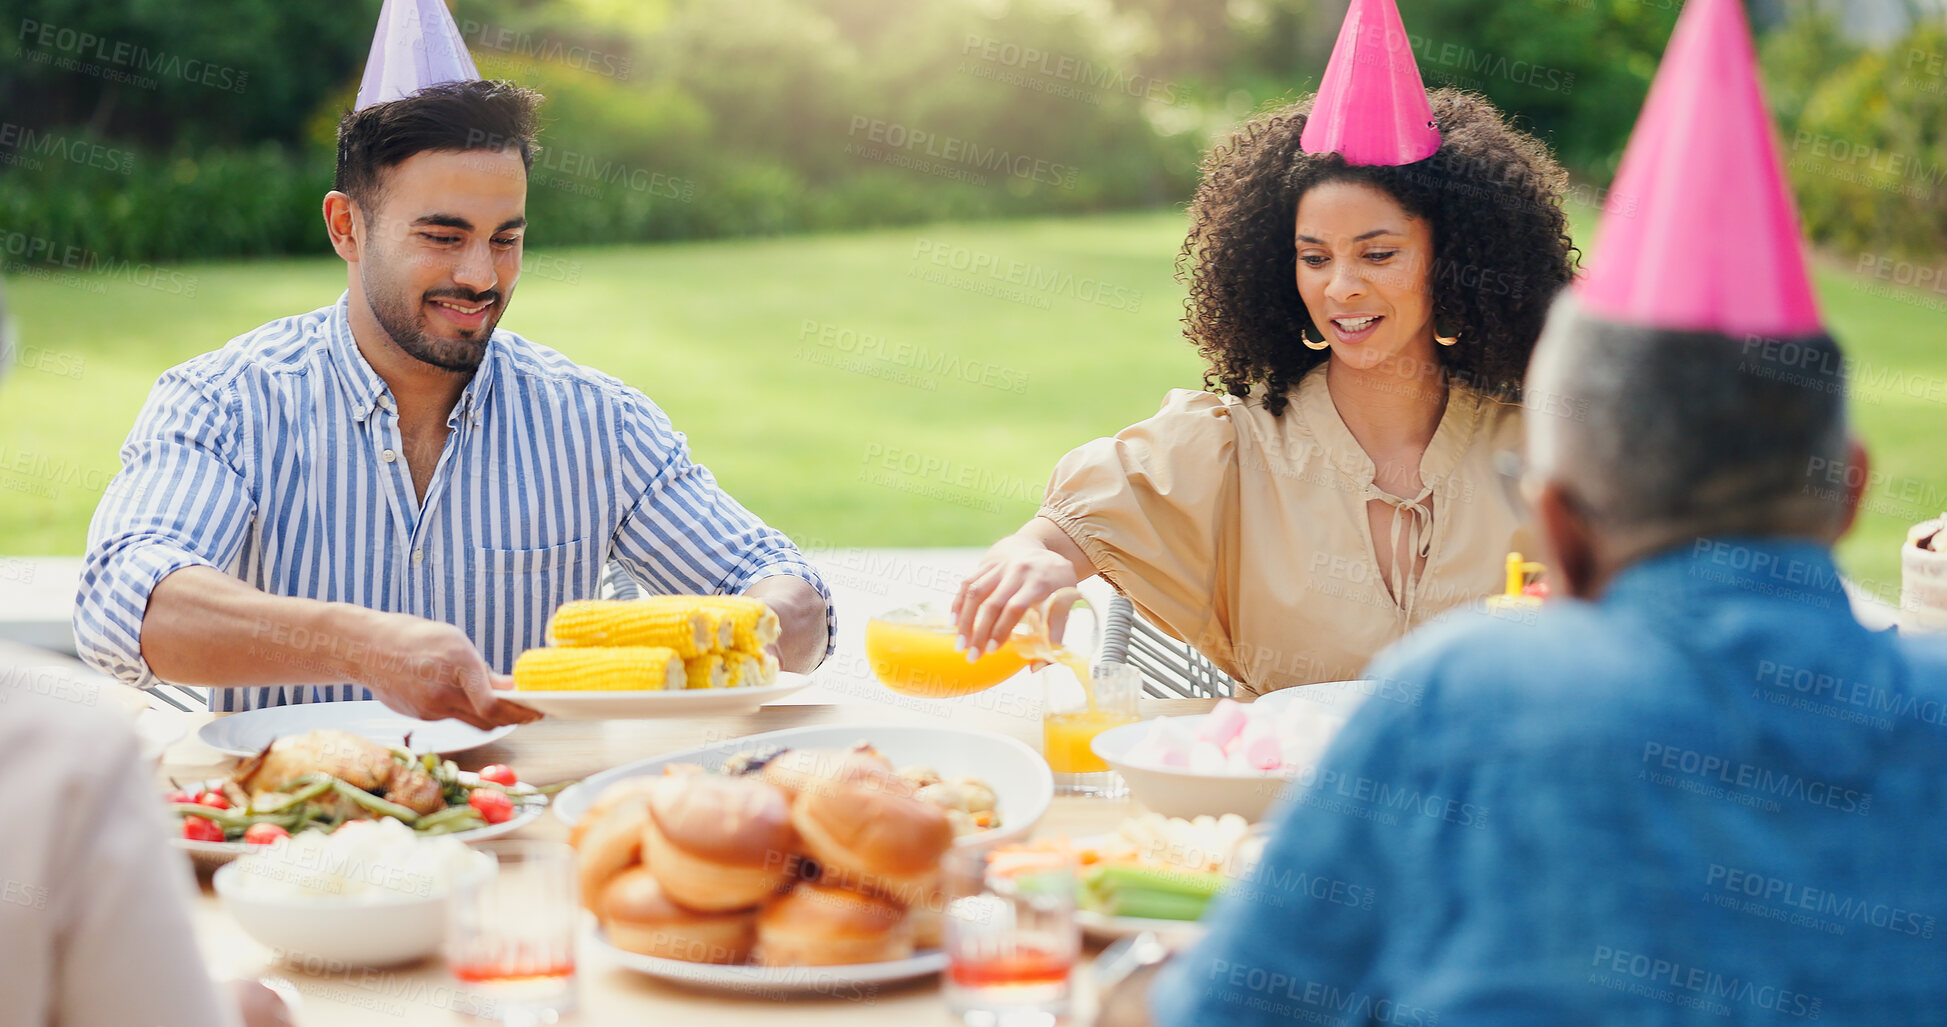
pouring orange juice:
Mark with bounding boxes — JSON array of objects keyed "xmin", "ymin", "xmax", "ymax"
[
  {"xmin": 1030, "ymin": 591, "xmax": 1140, "ymax": 793},
  {"xmin": 866, "ymin": 591, "xmax": 1138, "ymax": 791},
  {"xmin": 865, "ymin": 592, "xmax": 1090, "ymax": 697},
  {"xmin": 865, "ymin": 603, "xmax": 1034, "ymax": 697}
]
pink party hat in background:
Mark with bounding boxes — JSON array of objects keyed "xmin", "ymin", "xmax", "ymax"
[
  {"xmin": 355, "ymin": 0, "xmax": 480, "ymax": 110},
  {"xmin": 1300, "ymin": 0, "xmax": 1442, "ymax": 166},
  {"xmin": 1578, "ymin": 0, "xmax": 1822, "ymax": 337}
]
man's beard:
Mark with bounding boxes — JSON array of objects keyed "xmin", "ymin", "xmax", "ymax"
[{"xmin": 364, "ymin": 267, "xmax": 503, "ymax": 373}]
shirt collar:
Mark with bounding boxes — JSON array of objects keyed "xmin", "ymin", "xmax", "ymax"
[
  {"xmin": 324, "ymin": 293, "xmax": 390, "ymax": 423},
  {"xmin": 449, "ymin": 335, "xmax": 496, "ymax": 430},
  {"xmin": 1604, "ymin": 536, "xmax": 1847, "ymax": 611},
  {"xmin": 324, "ymin": 291, "xmax": 497, "ymax": 428}
]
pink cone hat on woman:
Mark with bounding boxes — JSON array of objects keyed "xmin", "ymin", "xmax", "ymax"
[
  {"xmin": 355, "ymin": 0, "xmax": 481, "ymax": 110},
  {"xmin": 1299, "ymin": 0, "xmax": 1442, "ymax": 166},
  {"xmin": 1578, "ymin": 0, "xmax": 1822, "ymax": 337}
]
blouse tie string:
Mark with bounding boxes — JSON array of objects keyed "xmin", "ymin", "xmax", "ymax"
[{"xmin": 1367, "ymin": 482, "xmax": 1436, "ymax": 625}]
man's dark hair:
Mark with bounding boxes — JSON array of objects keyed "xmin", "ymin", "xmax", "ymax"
[{"xmin": 334, "ymin": 80, "xmax": 543, "ymax": 208}]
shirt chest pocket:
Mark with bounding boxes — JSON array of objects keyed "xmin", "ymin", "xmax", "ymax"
[{"xmin": 472, "ymin": 538, "xmax": 605, "ymax": 661}]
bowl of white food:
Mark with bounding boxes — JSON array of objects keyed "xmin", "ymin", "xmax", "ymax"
[
  {"xmin": 213, "ymin": 818, "xmax": 494, "ymax": 967},
  {"xmin": 1092, "ymin": 684, "xmax": 1372, "ymax": 821}
]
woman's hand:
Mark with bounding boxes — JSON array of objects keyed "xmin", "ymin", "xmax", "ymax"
[{"xmin": 953, "ymin": 517, "xmax": 1094, "ymax": 660}]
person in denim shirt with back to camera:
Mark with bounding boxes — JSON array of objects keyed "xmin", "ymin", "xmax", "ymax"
[{"xmin": 1141, "ymin": 0, "xmax": 1947, "ymax": 1022}]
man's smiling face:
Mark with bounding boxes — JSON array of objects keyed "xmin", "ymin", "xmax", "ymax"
[{"xmin": 354, "ymin": 148, "xmax": 527, "ymax": 372}]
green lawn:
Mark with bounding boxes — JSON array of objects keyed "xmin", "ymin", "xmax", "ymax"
[{"xmin": 2, "ymin": 209, "xmax": 1942, "ymax": 599}]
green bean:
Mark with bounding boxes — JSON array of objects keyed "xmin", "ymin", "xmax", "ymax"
[
  {"xmin": 414, "ymin": 805, "xmax": 485, "ymax": 832},
  {"xmin": 284, "ymin": 777, "xmax": 335, "ymax": 804},
  {"xmin": 254, "ymin": 775, "xmax": 334, "ymax": 812},
  {"xmin": 237, "ymin": 809, "xmax": 307, "ymax": 828},
  {"xmin": 327, "ymin": 779, "xmax": 420, "ymax": 824},
  {"xmin": 173, "ymin": 802, "xmax": 249, "ymax": 828},
  {"xmin": 416, "ymin": 818, "xmax": 486, "ymax": 836},
  {"xmin": 275, "ymin": 801, "xmax": 321, "ymax": 836}
]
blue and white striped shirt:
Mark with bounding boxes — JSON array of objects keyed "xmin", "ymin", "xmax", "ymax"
[{"xmin": 75, "ymin": 294, "xmax": 832, "ymax": 711}]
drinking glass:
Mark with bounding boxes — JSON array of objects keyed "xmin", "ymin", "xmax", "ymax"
[
  {"xmin": 445, "ymin": 840, "xmax": 578, "ymax": 1025},
  {"xmin": 1042, "ymin": 658, "xmax": 1140, "ymax": 797},
  {"xmin": 943, "ymin": 846, "xmax": 1080, "ymax": 1027}
]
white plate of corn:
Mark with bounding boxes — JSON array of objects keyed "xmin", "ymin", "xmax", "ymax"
[
  {"xmin": 507, "ymin": 596, "xmax": 812, "ymax": 719},
  {"xmin": 505, "ymin": 674, "xmax": 812, "ymax": 719}
]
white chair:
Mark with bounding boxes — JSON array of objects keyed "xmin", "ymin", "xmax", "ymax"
[
  {"xmin": 601, "ymin": 559, "xmax": 644, "ymax": 601},
  {"xmin": 145, "ymin": 683, "xmax": 211, "ymax": 712},
  {"xmin": 1096, "ymin": 594, "xmax": 1236, "ymax": 699}
]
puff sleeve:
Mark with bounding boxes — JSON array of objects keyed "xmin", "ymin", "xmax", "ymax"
[{"xmin": 1038, "ymin": 389, "xmax": 1239, "ymax": 654}]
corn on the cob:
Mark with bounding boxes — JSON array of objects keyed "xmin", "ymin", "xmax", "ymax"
[
  {"xmin": 725, "ymin": 649, "xmax": 781, "ymax": 689},
  {"xmin": 513, "ymin": 646, "xmax": 685, "ymax": 692},
  {"xmin": 683, "ymin": 654, "xmax": 730, "ymax": 690},
  {"xmin": 696, "ymin": 596, "xmax": 780, "ymax": 651},
  {"xmin": 545, "ymin": 599, "xmax": 727, "ymax": 658}
]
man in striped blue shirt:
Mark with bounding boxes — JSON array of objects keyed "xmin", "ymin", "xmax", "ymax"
[{"xmin": 74, "ymin": 81, "xmax": 833, "ymax": 727}]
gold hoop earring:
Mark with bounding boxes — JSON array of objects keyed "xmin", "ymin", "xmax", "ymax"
[
  {"xmin": 1435, "ymin": 332, "xmax": 1460, "ymax": 347},
  {"xmin": 1302, "ymin": 328, "xmax": 1330, "ymax": 351}
]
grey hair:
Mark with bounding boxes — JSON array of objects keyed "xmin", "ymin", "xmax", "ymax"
[{"xmin": 1525, "ymin": 294, "xmax": 1853, "ymax": 544}]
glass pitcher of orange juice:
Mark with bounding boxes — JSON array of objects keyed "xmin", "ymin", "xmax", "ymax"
[
  {"xmin": 865, "ymin": 587, "xmax": 1096, "ymax": 698},
  {"xmin": 864, "ymin": 601, "xmax": 1037, "ymax": 698},
  {"xmin": 865, "ymin": 591, "xmax": 1140, "ymax": 792}
]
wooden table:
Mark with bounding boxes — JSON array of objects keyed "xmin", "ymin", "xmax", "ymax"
[{"xmin": 167, "ymin": 696, "xmax": 1216, "ymax": 1025}]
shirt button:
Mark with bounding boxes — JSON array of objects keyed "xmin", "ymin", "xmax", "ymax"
[
  {"xmin": 412, "ymin": 549, "xmax": 424, "ymax": 564},
  {"xmin": 381, "ymin": 449, "xmax": 397, "ymax": 463}
]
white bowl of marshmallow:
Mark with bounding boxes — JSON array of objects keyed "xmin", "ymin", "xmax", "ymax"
[{"xmin": 1090, "ymin": 682, "xmax": 1374, "ymax": 821}]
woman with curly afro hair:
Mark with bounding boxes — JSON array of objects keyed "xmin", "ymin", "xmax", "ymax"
[{"xmin": 953, "ymin": 72, "xmax": 1579, "ymax": 696}]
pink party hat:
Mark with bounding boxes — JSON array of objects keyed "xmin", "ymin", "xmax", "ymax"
[
  {"xmin": 1578, "ymin": 0, "xmax": 1821, "ymax": 336},
  {"xmin": 1300, "ymin": 0, "xmax": 1442, "ymax": 166},
  {"xmin": 355, "ymin": 0, "xmax": 480, "ymax": 110}
]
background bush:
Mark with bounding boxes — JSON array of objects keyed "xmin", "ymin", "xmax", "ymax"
[{"xmin": 0, "ymin": 0, "xmax": 1939, "ymax": 263}]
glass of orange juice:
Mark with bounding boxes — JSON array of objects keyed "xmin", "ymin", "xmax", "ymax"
[
  {"xmin": 1043, "ymin": 658, "xmax": 1140, "ymax": 797},
  {"xmin": 864, "ymin": 601, "xmax": 1035, "ymax": 698}
]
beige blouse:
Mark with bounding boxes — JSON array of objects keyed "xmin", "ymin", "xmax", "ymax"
[{"xmin": 1040, "ymin": 364, "xmax": 1532, "ymax": 696}]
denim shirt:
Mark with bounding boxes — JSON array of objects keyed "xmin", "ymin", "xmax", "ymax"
[{"xmin": 1153, "ymin": 538, "xmax": 1947, "ymax": 1026}]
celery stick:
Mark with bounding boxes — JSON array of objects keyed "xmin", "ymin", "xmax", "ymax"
[{"xmin": 1083, "ymin": 864, "xmax": 1227, "ymax": 920}]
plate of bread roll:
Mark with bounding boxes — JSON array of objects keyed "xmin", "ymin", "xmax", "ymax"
[
  {"xmin": 564, "ymin": 724, "xmax": 1054, "ymax": 992},
  {"xmin": 508, "ymin": 597, "xmax": 811, "ymax": 718}
]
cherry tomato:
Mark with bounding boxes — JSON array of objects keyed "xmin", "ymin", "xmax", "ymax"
[
  {"xmin": 195, "ymin": 790, "xmax": 232, "ymax": 810},
  {"xmin": 468, "ymin": 789, "xmax": 515, "ymax": 825},
  {"xmin": 163, "ymin": 789, "xmax": 193, "ymax": 805},
  {"xmin": 243, "ymin": 823, "xmax": 290, "ymax": 845},
  {"xmin": 182, "ymin": 815, "xmax": 226, "ymax": 842},
  {"xmin": 478, "ymin": 765, "xmax": 518, "ymax": 787}
]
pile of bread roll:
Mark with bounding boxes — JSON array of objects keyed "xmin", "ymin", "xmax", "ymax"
[{"xmin": 572, "ymin": 745, "xmax": 958, "ymax": 966}]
